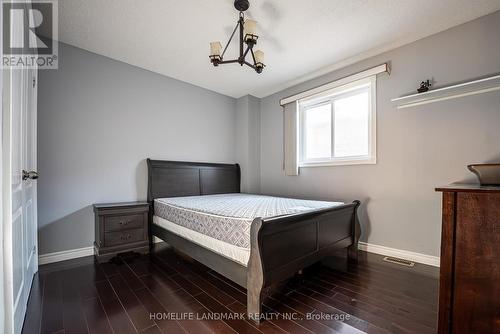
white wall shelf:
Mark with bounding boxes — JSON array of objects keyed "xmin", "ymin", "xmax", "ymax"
[{"xmin": 392, "ymin": 74, "xmax": 500, "ymax": 109}]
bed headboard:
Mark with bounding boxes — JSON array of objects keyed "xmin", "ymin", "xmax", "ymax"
[{"xmin": 147, "ymin": 159, "xmax": 241, "ymax": 203}]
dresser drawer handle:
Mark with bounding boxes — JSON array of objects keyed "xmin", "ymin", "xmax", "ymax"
[
  {"xmin": 119, "ymin": 221, "xmax": 129, "ymax": 226},
  {"xmin": 120, "ymin": 234, "xmax": 132, "ymax": 240}
]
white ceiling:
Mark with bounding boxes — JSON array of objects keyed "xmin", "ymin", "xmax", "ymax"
[{"xmin": 58, "ymin": 0, "xmax": 500, "ymax": 98}]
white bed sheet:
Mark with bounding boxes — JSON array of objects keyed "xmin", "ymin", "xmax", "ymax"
[{"xmin": 153, "ymin": 215, "xmax": 250, "ymax": 266}]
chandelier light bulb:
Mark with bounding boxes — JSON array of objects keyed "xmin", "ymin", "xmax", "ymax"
[
  {"xmin": 210, "ymin": 42, "xmax": 222, "ymax": 57},
  {"xmin": 244, "ymin": 19, "xmax": 258, "ymax": 42},
  {"xmin": 254, "ymin": 50, "xmax": 264, "ymax": 65}
]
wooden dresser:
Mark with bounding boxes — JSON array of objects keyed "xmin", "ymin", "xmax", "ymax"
[
  {"xmin": 93, "ymin": 202, "xmax": 150, "ymax": 262},
  {"xmin": 436, "ymin": 184, "xmax": 500, "ymax": 334}
]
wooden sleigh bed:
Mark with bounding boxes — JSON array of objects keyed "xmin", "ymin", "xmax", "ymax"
[{"xmin": 147, "ymin": 159, "xmax": 361, "ymax": 323}]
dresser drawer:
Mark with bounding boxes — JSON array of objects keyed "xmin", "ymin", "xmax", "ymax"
[
  {"xmin": 105, "ymin": 214, "xmax": 144, "ymax": 232},
  {"xmin": 104, "ymin": 228, "xmax": 145, "ymax": 247}
]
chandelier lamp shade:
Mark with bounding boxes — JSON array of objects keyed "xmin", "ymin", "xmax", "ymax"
[{"xmin": 209, "ymin": 0, "xmax": 266, "ymax": 74}]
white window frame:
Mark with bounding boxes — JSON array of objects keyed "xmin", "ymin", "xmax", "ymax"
[{"xmin": 298, "ymin": 76, "xmax": 377, "ymax": 167}]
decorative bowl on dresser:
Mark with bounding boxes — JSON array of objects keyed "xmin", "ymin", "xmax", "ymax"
[
  {"xmin": 93, "ymin": 202, "xmax": 150, "ymax": 262},
  {"xmin": 435, "ymin": 184, "xmax": 500, "ymax": 334},
  {"xmin": 467, "ymin": 163, "xmax": 500, "ymax": 186}
]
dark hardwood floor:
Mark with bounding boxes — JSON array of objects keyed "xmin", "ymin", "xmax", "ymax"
[{"xmin": 23, "ymin": 244, "xmax": 438, "ymax": 334}]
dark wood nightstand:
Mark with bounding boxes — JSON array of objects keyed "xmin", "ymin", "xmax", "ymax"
[{"xmin": 93, "ymin": 202, "xmax": 150, "ymax": 262}]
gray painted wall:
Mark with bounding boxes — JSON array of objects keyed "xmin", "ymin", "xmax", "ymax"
[
  {"xmin": 259, "ymin": 11, "xmax": 500, "ymax": 257},
  {"xmin": 235, "ymin": 95, "xmax": 261, "ymax": 193},
  {"xmin": 38, "ymin": 43, "xmax": 236, "ymax": 255}
]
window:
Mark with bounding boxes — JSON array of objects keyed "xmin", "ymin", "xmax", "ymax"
[{"xmin": 299, "ymin": 76, "xmax": 376, "ymax": 166}]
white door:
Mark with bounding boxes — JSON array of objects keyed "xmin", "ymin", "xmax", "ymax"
[{"xmin": 2, "ymin": 3, "xmax": 39, "ymax": 333}]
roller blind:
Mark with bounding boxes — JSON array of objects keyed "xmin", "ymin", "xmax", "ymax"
[{"xmin": 283, "ymin": 101, "xmax": 299, "ymax": 176}]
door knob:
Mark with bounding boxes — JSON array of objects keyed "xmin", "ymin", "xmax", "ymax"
[{"xmin": 22, "ymin": 170, "xmax": 39, "ymax": 180}]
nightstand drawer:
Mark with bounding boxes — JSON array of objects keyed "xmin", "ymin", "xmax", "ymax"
[
  {"xmin": 94, "ymin": 201, "xmax": 149, "ymax": 262},
  {"xmin": 104, "ymin": 228, "xmax": 145, "ymax": 247},
  {"xmin": 105, "ymin": 214, "xmax": 144, "ymax": 232}
]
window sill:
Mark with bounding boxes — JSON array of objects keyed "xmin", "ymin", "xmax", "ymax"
[{"xmin": 299, "ymin": 158, "xmax": 376, "ymax": 168}]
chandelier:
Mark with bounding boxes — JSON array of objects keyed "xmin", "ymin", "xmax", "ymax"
[{"xmin": 209, "ymin": 0, "xmax": 265, "ymax": 74}]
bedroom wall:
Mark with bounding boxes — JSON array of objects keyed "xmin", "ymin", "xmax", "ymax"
[
  {"xmin": 37, "ymin": 42, "xmax": 236, "ymax": 255},
  {"xmin": 235, "ymin": 95, "xmax": 261, "ymax": 193},
  {"xmin": 259, "ymin": 10, "xmax": 500, "ymax": 257}
]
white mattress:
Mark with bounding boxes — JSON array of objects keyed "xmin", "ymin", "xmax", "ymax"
[
  {"xmin": 154, "ymin": 193, "xmax": 343, "ymax": 248},
  {"xmin": 153, "ymin": 215, "xmax": 250, "ymax": 266}
]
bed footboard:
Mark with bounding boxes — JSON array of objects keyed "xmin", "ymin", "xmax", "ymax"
[{"xmin": 246, "ymin": 200, "xmax": 361, "ymax": 322}]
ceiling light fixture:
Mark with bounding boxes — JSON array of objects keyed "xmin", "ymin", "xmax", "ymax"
[{"xmin": 209, "ymin": 0, "xmax": 266, "ymax": 74}]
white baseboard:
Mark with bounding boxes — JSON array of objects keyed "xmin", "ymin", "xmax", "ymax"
[
  {"xmin": 37, "ymin": 241, "xmax": 439, "ymax": 268},
  {"xmin": 39, "ymin": 239, "xmax": 164, "ymax": 266},
  {"xmin": 38, "ymin": 246, "xmax": 94, "ymax": 265},
  {"xmin": 359, "ymin": 242, "xmax": 440, "ymax": 267}
]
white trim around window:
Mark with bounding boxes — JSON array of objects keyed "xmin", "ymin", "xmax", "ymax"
[
  {"xmin": 298, "ymin": 76, "xmax": 377, "ymax": 167},
  {"xmin": 280, "ymin": 63, "xmax": 388, "ymax": 106}
]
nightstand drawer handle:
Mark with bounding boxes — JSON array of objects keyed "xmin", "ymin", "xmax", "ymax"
[
  {"xmin": 119, "ymin": 221, "xmax": 130, "ymax": 226},
  {"xmin": 120, "ymin": 234, "xmax": 132, "ymax": 240}
]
